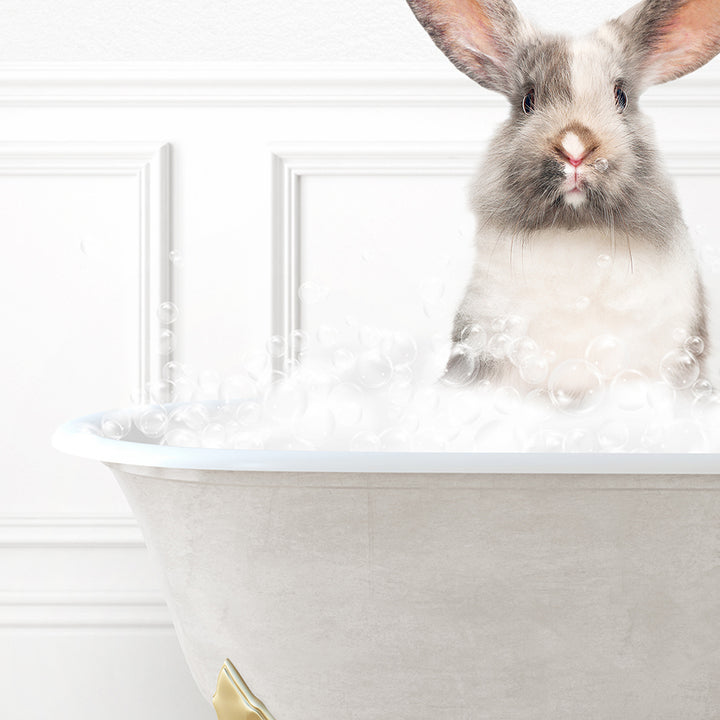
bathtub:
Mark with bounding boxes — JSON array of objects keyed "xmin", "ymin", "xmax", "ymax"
[{"xmin": 53, "ymin": 410, "xmax": 720, "ymax": 719}]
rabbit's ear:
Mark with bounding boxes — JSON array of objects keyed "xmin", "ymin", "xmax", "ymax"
[
  {"xmin": 406, "ymin": 0, "xmax": 526, "ymax": 96},
  {"xmin": 616, "ymin": 0, "xmax": 720, "ymax": 86}
]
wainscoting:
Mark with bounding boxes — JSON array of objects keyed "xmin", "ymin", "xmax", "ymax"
[{"xmin": 1, "ymin": 63, "xmax": 719, "ymax": 718}]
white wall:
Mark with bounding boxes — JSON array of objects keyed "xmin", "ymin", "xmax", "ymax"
[
  {"xmin": 2, "ymin": 2, "xmax": 720, "ymax": 719},
  {"xmin": 0, "ymin": 0, "xmax": 641, "ymax": 62}
]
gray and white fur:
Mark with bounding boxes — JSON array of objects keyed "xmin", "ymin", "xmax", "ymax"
[{"xmin": 406, "ymin": 0, "xmax": 720, "ymax": 390}]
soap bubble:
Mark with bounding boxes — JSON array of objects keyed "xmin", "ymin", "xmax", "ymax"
[
  {"xmin": 597, "ymin": 254, "xmax": 612, "ymax": 268},
  {"xmin": 509, "ymin": 336, "xmax": 538, "ymax": 367},
  {"xmin": 504, "ymin": 315, "xmax": 528, "ymax": 338},
  {"xmin": 647, "ymin": 381, "xmax": 676, "ymax": 411},
  {"xmin": 611, "ymin": 370, "xmax": 649, "ymax": 411},
  {"xmin": 573, "ymin": 296, "xmax": 591, "ymax": 312},
  {"xmin": 266, "ymin": 335, "xmax": 286, "ymax": 359},
  {"xmin": 157, "ymin": 329, "xmax": 175, "ymax": 356},
  {"xmin": 298, "ymin": 281, "xmax": 329, "ymax": 304},
  {"xmin": 329, "ymin": 382, "xmax": 364, "ymax": 426},
  {"xmin": 491, "ymin": 316, "xmax": 506, "ymax": 333},
  {"xmin": 393, "ymin": 364, "xmax": 413, "ymax": 386},
  {"xmin": 230, "ymin": 431, "xmax": 264, "ymax": 450},
  {"xmin": 276, "ymin": 436, "xmax": 315, "ymax": 451},
  {"xmin": 196, "ymin": 370, "xmax": 221, "ymax": 401},
  {"xmin": 641, "ymin": 423, "xmax": 666, "ymax": 450},
  {"xmin": 219, "ymin": 374, "xmax": 258, "ymax": 404},
  {"xmin": 135, "ymin": 404, "xmax": 169, "ymax": 438},
  {"xmin": 146, "ymin": 379, "xmax": 175, "ymax": 404},
  {"xmin": 594, "ymin": 157, "xmax": 609, "ymax": 172},
  {"xmin": 446, "ymin": 389, "xmax": 485, "ymax": 426},
  {"xmin": 380, "ymin": 332, "xmax": 418, "ymax": 367},
  {"xmin": 396, "ymin": 411, "xmax": 421, "ymax": 434},
  {"xmin": 101, "ymin": 410, "xmax": 132, "ymax": 440},
  {"xmin": 663, "ymin": 419, "xmax": 705, "ymax": 452},
  {"xmin": 162, "ymin": 428, "xmax": 200, "ymax": 448},
  {"xmin": 234, "ymin": 400, "xmax": 263, "ymax": 428},
  {"xmin": 494, "ymin": 386, "xmax": 521, "ymax": 414},
  {"xmin": 295, "ymin": 405, "xmax": 335, "ymax": 445},
  {"xmin": 332, "ymin": 348, "xmax": 355, "ymax": 374},
  {"xmin": 414, "ymin": 386, "xmax": 441, "ymax": 415},
  {"xmin": 487, "ymin": 333, "xmax": 512, "ymax": 359},
  {"xmin": 412, "ymin": 431, "xmax": 447, "ymax": 452},
  {"xmin": 171, "ymin": 377, "xmax": 195, "ymax": 402},
  {"xmin": 157, "ymin": 301, "xmax": 178, "ymax": 325},
  {"xmin": 357, "ymin": 349, "xmax": 393, "ymax": 389},
  {"xmin": 317, "ymin": 325, "xmax": 339, "ymax": 348},
  {"xmin": 162, "ymin": 361, "xmax": 193, "ymax": 382},
  {"xmin": 597, "ymin": 420, "xmax": 629, "ymax": 451},
  {"xmin": 474, "ymin": 418, "xmax": 519, "ymax": 451},
  {"xmin": 76, "ymin": 422, "xmax": 102, "ymax": 437},
  {"xmin": 586, "ymin": 335, "xmax": 626, "ymax": 378},
  {"xmin": 565, "ymin": 428, "xmax": 595, "ymax": 453},
  {"xmin": 201, "ymin": 422, "xmax": 226, "ymax": 448},
  {"xmin": 359, "ymin": 325, "xmax": 382, "ymax": 348},
  {"xmin": 388, "ymin": 377, "xmax": 414, "ymax": 407},
  {"xmin": 169, "ymin": 403, "xmax": 209, "ymax": 431},
  {"xmin": 692, "ymin": 378, "xmax": 714, "ymax": 400},
  {"xmin": 519, "ymin": 354, "xmax": 549, "ymax": 385},
  {"xmin": 264, "ymin": 378, "xmax": 309, "ymax": 421},
  {"xmin": 380, "ymin": 427, "xmax": 412, "ymax": 451},
  {"xmin": 684, "ymin": 335, "xmax": 705, "ymax": 357},
  {"xmin": 548, "ymin": 359, "xmax": 604, "ymax": 413},
  {"xmin": 460, "ymin": 324, "xmax": 487, "ymax": 352},
  {"xmin": 351, "ymin": 431, "xmax": 381, "ymax": 451},
  {"xmin": 441, "ymin": 344, "xmax": 477, "ymax": 387},
  {"xmin": 525, "ymin": 429, "xmax": 565, "ymax": 452},
  {"xmin": 169, "ymin": 249, "xmax": 184, "ymax": 267},
  {"xmin": 659, "ymin": 349, "xmax": 700, "ymax": 390}
]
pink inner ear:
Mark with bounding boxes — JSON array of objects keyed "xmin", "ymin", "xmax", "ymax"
[
  {"xmin": 417, "ymin": 0, "xmax": 511, "ymax": 64},
  {"xmin": 649, "ymin": 0, "xmax": 720, "ymax": 83}
]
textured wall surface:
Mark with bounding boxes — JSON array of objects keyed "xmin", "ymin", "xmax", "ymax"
[
  {"xmin": 2, "ymin": 1, "xmax": 720, "ymax": 719},
  {"xmin": 0, "ymin": 0, "xmax": 649, "ymax": 62}
]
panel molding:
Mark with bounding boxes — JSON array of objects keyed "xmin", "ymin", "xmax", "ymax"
[
  {"xmin": 271, "ymin": 141, "xmax": 720, "ymax": 361},
  {"xmin": 0, "ymin": 592, "xmax": 171, "ymax": 629},
  {"xmin": 271, "ymin": 143, "xmax": 480, "ymax": 365},
  {"xmin": 0, "ymin": 515, "xmax": 171, "ymax": 629},
  {"xmin": 0, "ymin": 62, "xmax": 719, "ymax": 108},
  {"xmin": 0, "ymin": 142, "xmax": 172, "ymax": 401},
  {"xmin": 0, "ymin": 514, "xmax": 143, "ymax": 548}
]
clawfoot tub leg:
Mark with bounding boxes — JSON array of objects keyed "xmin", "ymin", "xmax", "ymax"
[{"xmin": 212, "ymin": 659, "xmax": 277, "ymax": 720}]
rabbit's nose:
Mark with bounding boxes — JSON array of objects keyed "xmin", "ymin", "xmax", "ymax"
[
  {"xmin": 554, "ymin": 125, "xmax": 599, "ymax": 167},
  {"xmin": 564, "ymin": 153, "xmax": 585, "ymax": 167}
]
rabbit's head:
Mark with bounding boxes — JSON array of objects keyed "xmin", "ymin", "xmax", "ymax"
[{"xmin": 406, "ymin": 0, "xmax": 720, "ymax": 241}]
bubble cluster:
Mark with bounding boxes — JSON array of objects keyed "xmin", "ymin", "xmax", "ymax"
[{"xmin": 97, "ymin": 312, "xmax": 720, "ymax": 454}]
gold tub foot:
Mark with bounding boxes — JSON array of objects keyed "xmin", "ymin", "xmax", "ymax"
[{"xmin": 213, "ymin": 659, "xmax": 276, "ymax": 720}]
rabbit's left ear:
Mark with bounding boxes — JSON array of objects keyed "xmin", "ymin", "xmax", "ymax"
[{"xmin": 615, "ymin": 0, "xmax": 720, "ymax": 86}]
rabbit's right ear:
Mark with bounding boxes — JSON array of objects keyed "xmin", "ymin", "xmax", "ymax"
[{"xmin": 405, "ymin": 0, "xmax": 526, "ymax": 96}]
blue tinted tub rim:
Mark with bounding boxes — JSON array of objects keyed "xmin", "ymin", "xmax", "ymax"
[{"xmin": 51, "ymin": 410, "xmax": 720, "ymax": 475}]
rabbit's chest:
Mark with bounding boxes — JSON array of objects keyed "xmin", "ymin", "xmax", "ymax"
[{"xmin": 471, "ymin": 229, "xmax": 698, "ymax": 372}]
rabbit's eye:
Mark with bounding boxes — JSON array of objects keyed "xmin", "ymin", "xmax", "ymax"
[
  {"xmin": 614, "ymin": 84, "xmax": 628, "ymax": 112},
  {"xmin": 522, "ymin": 88, "xmax": 535, "ymax": 114}
]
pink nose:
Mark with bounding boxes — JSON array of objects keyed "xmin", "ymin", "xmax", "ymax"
[{"xmin": 565, "ymin": 153, "xmax": 585, "ymax": 167}]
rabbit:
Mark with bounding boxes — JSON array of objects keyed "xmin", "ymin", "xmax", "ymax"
[{"xmin": 405, "ymin": 0, "xmax": 719, "ymax": 395}]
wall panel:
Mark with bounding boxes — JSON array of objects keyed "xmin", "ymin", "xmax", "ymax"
[{"xmin": 0, "ymin": 65, "xmax": 719, "ymax": 719}]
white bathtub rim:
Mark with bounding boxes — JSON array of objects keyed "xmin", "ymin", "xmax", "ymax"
[{"xmin": 51, "ymin": 410, "xmax": 720, "ymax": 475}]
